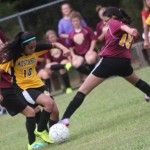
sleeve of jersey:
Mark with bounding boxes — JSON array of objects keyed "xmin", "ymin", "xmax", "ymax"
[
  {"xmin": 109, "ymin": 20, "xmax": 122, "ymax": 33},
  {"xmin": 146, "ymin": 15, "xmax": 150, "ymax": 25},
  {"xmin": 0, "ymin": 61, "xmax": 12, "ymax": 72},
  {"xmin": 35, "ymin": 43, "xmax": 53, "ymax": 57}
]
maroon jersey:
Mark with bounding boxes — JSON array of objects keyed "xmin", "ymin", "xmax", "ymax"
[
  {"xmin": 45, "ymin": 38, "xmax": 67, "ymax": 63},
  {"xmin": 0, "ymin": 31, "xmax": 11, "ymax": 88},
  {"xmin": 96, "ymin": 21, "xmax": 104, "ymax": 39},
  {"xmin": 0, "ymin": 73, "xmax": 12, "ymax": 88},
  {"xmin": 68, "ymin": 26, "xmax": 96, "ymax": 55},
  {"xmin": 100, "ymin": 20, "xmax": 140, "ymax": 59}
]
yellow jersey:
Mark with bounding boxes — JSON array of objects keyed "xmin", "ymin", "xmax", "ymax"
[
  {"xmin": 0, "ymin": 50, "xmax": 48, "ymax": 90},
  {"xmin": 146, "ymin": 15, "xmax": 150, "ymax": 25}
]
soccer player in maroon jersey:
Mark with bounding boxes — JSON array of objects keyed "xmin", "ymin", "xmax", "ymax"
[
  {"xmin": 68, "ymin": 11, "xmax": 98, "ymax": 75},
  {"xmin": 60, "ymin": 7, "xmax": 150, "ymax": 126}
]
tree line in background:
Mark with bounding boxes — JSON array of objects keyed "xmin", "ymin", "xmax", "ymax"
[{"xmin": 0, "ymin": 0, "xmax": 143, "ymax": 41}]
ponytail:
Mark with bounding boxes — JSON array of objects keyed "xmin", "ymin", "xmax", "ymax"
[{"xmin": 103, "ymin": 7, "xmax": 131, "ymax": 24}]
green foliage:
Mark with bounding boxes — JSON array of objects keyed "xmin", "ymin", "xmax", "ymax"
[
  {"xmin": 120, "ymin": 0, "xmax": 143, "ymax": 33},
  {"xmin": 0, "ymin": 0, "xmax": 145, "ymax": 40}
]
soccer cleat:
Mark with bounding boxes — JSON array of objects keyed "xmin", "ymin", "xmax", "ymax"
[
  {"xmin": 34, "ymin": 129, "xmax": 54, "ymax": 144},
  {"xmin": 59, "ymin": 118, "xmax": 70, "ymax": 127},
  {"xmin": 28, "ymin": 141, "xmax": 44, "ymax": 150},
  {"xmin": 65, "ymin": 62, "xmax": 72, "ymax": 71},
  {"xmin": 66, "ymin": 87, "xmax": 73, "ymax": 94},
  {"xmin": 144, "ymin": 95, "xmax": 150, "ymax": 102}
]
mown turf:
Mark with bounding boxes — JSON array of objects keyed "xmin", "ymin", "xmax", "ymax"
[{"xmin": 1, "ymin": 67, "xmax": 150, "ymax": 150}]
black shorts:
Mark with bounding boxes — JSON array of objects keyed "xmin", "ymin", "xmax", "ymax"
[
  {"xmin": 92, "ymin": 57, "xmax": 133, "ymax": 78},
  {"xmin": 1, "ymin": 88, "xmax": 27, "ymax": 116},
  {"xmin": 16, "ymin": 85, "xmax": 49, "ymax": 108}
]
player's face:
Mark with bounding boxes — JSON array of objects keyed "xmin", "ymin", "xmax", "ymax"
[
  {"xmin": 24, "ymin": 40, "xmax": 36, "ymax": 55},
  {"xmin": 61, "ymin": 4, "xmax": 71, "ymax": 16},
  {"xmin": 103, "ymin": 16, "xmax": 111, "ymax": 25},
  {"xmin": 146, "ymin": 0, "xmax": 150, "ymax": 7},
  {"xmin": 71, "ymin": 18, "xmax": 81, "ymax": 29},
  {"xmin": 98, "ymin": 9, "xmax": 105, "ymax": 21},
  {"xmin": 47, "ymin": 33, "xmax": 57, "ymax": 43}
]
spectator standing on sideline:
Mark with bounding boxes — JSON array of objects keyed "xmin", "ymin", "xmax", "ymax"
[{"xmin": 58, "ymin": 2, "xmax": 86, "ymax": 45}]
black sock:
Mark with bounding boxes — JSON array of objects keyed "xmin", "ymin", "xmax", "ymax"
[
  {"xmin": 51, "ymin": 64, "xmax": 65, "ymax": 71},
  {"xmin": 61, "ymin": 73, "xmax": 71, "ymax": 88},
  {"xmin": 77, "ymin": 65, "xmax": 91, "ymax": 75},
  {"xmin": 135, "ymin": 79, "xmax": 150, "ymax": 96},
  {"xmin": 49, "ymin": 119, "xmax": 58, "ymax": 128},
  {"xmin": 38, "ymin": 109, "xmax": 51, "ymax": 132},
  {"xmin": 35, "ymin": 110, "xmax": 41, "ymax": 124},
  {"xmin": 26, "ymin": 117, "xmax": 36, "ymax": 145},
  {"xmin": 62, "ymin": 91, "xmax": 86, "ymax": 119},
  {"xmin": 45, "ymin": 79, "xmax": 51, "ymax": 92}
]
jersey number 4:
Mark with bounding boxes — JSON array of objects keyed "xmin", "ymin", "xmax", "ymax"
[
  {"xmin": 23, "ymin": 68, "xmax": 32, "ymax": 77},
  {"xmin": 119, "ymin": 34, "xmax": 133, "ymax": 49}
]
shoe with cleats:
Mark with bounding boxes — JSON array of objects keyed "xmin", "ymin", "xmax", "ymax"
[
  {"xmin": 145, "ymin": 94, "xmax": 150, "ymax": 102},
  {"xmin": 34, "ymin": 129, "xmax": 54, "ymax": 144},
  {"xmin": 28, "ymin": 141, "xmax": 44, "ymax": 150}
]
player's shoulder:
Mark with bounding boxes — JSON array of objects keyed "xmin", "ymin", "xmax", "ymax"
[
  {"xmin": 82, "ymin": 26, "xmax": 94, "ymax": 33},
  {"xmin": 109, "ymin": 19, "xmax": 125, "ymax": 29}
]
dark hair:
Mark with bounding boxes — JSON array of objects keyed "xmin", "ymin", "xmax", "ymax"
[
  {"xmin": 103, "ymin": 7, "xmax": 131, "ymax": 24},
  {"xmin": 0, "ymin": 31, "xmax": 35, "ymax": 63}
]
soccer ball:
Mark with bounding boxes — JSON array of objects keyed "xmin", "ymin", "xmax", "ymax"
[{"xmin": 49, "ymin": 123, "xmax": 69, "ymax": 143}]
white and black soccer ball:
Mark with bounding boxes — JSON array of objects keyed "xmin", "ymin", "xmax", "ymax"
[{"xmin": 49, "ymin": 123, "xmax": 69, "ymax": 143}]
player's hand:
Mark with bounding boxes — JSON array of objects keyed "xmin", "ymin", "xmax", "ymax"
[
  {"xmin": 63, "ymin": 49, "xmax": 70, "ymax": 57},
  {"xmin": 129, "ymin": 28, "xmax": 138, "ymax": 37}
]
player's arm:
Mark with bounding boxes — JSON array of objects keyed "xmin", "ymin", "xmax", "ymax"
[
  {"xmin": 36, "ymin": 43, "xmax": 70, "ymax": 56},
  {"xmin": 52, "ymin": 42, "xmax": 70, "ymax": 57},
  {"xmin": 120, "ymin": 25, "xmax": 139, "ymax": 37},
  {"xmin": 88, "ymin": 40, "xmax": 96, "ymax": 52}
]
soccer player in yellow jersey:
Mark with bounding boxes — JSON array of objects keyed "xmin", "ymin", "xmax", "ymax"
[{"xmin": 0, "ymin": 31, "xmax": 70, "ymax": 150}]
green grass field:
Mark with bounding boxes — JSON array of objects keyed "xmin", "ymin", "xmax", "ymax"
[{"xmin": 1, "ymin": 67, "xmax": 150, "ymax": 150}]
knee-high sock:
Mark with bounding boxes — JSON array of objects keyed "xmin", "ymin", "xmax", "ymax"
[
  {"xmin": 62, "ymin": 92, "xmax": 86, "ymax": 119},
  {"xmin": 135, "ymin": 79, "xmax": 150, "ymax": 96},
  {"xmin": 38, "ymin": 109, "xmax": 51, "ymax": 132},
  {"xmin": 61, "ymin": 73, "xmax": 71, "ymax": 88},
  {"xmin": 77, "ymin": 65, "xmax": 91, "ymax": 75},
  {"xmin": 49, "ymin": 119, "xmax": 58, "ymax": 128},
  {"xmin": 35, "ymin": 110, "xmax": 41, "ymax": 124},
  {"xmin": 26, "ymin": 117, "xmax": 36, "ymax": 145}
]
